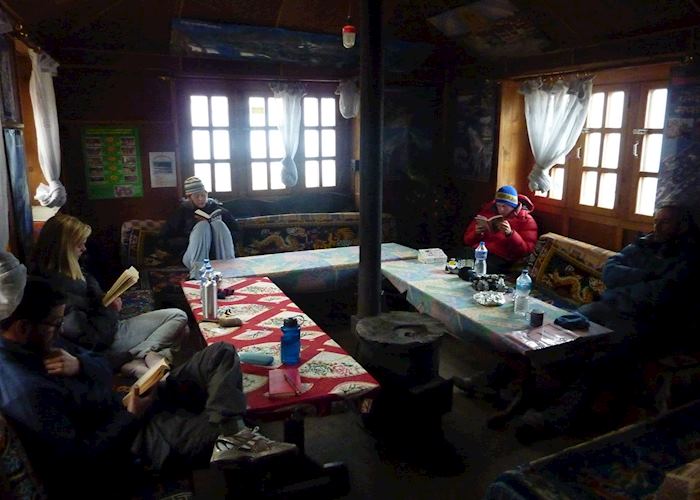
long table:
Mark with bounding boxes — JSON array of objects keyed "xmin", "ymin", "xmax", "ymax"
[{"xmin": 211, "ymin": 242, "xmax": 417, "ymax": 292}]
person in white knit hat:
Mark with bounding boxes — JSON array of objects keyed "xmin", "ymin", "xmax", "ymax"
[
  {"xmin": 159, "ymin": 176, "xmax": 236, "ymax": 275},
  {"xmin": 0, "ymin": 251, "xmax": 27, "ymax": 321}
]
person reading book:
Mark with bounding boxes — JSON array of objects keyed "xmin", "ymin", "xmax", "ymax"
[
  {"xmin": 0, "ymin": 277, "xmax": 296, "ymax": 498},
  {"xmin": 463, "ymin": 185, "xmax": 538, "ymax": 274},
  {"xmin": 30, "ymin": 213, "xmax": 190, "ymax": 377},
  {"xmin": 159, "ymin": 176, "xmax": 237, "ymax": 277}
]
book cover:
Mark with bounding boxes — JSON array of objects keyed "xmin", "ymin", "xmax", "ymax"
[
  {"xmin": 102, "ymin": 266, "xmax": 139, "ymax": 307},
  {"xmin": 122, "ymin": 357, "xmax": 170, "ymax": 405},
  {"xmin": 268, "ymin": 367, "xmax": 302, "ymax": 398},
  {"xmin": 475, "ymin": 214, "xmax": 504, "ymax": 232},
  {"xmin": 502, "ymin": 323, "xmax": 579, "ymax": 352},
  {"xmin": 194, "ymin": 208, "xmax": 222, "ymax": 220}
]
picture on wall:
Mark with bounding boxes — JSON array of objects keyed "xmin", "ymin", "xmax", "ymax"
[
  {"xmin": 82, "ymin": 127, "xmax": 143, "ymax": 199},
  {"xmin": 453, "ymin": 82, "xmax": 498, "ymax": 182}
]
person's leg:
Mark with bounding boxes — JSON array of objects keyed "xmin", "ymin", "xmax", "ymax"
[
  {"xmin": 111, "ymin": 308, "xmax": 188, "ymax": 361},
  {"xmin": 182, "ymin": 221, "xmax": 212, "ymax": 271},
  {"xmin": 210, "ymin": 219, "xmax": 235, "ymax": 260}
]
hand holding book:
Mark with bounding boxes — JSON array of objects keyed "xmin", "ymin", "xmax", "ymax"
[
  {"xmin": 475, "ymin": 214, "xmax": 504, "ymax": 233},
  {"xmin": 194, "ymin": 208, "xmax": 223, "ymax": 221},
  {"xmin": 102, "ymin": 266, "xmax": 139, "ymax": 307},
  {"xmin": 122, "ymin": 357, "xmax": 170, "ymax": 407}
]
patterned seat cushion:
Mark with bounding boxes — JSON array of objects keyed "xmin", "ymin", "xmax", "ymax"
[{"xmin": 0, "ymin": 413, "xmax": 46, "ymax": 499}]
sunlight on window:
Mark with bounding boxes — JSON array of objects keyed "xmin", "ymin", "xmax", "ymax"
[
  {"xmin": 192, "ymin": 130, "xmax": 211, "ymax": 160},
  {"xmin": 305, "ymin": 160, "xmax": 320, "ymax": 188},
  {"xmin": 636, "ymin": 177, "xmax": 657, "ymax": 216},
  {"xmin": 583, "ymin": 133, "xmax": 601, "ymax": 167},
  {"xmin": 268, "ymin": 129, "xmax": 284, "ymax": 158},
  {"xmin": 212, "ymin": 130, "xmax": 230, "ymax": 160},
  {"xmin": 251, "ymin": 162, "xmax": 267, "ymax": 191},
  {"xmin": 580, "ymin": 171, "xmax": 598, "ymax": 206},
  {"xmin": 645, "ymin": 89, "xmax": 667, "ymax": 129},
  {"xmin": 267, "ymin": 98, "xmax": 282, "ymax": 127},
  {"xmin": 214, "ymin": 163, "xmax": 232, "ymax": 192},
  {"xmin": 640, "ymin": 133, "xmax": 663, "ymax": 173},
  {"xmin": 597, "ymin": 172, "xmax": 617, "ymax": 209},
  {"xmin": 601, "ymin": 133, "xmax": 620, "ymax": 169},
  {"xmin": 321, "ymin": 98, "xmax": 336, "ymax": 127},
  {"xmin": 250, "ymin": 130, "xmax": 267, "ymax": 159},
  {"xmin": 270, "ymin": 162, "xmax": 284, "ymax": 190},
  {"xmin": 321, "ymin": 130, "xmax": 336, "ymax": 157},
  {"xmin": 605, "ymin": 91, "xmax": 625, "ymax": 128},
  {"xmin": 549, "ymin": 167, "xmax": 565, "ymax": 200},
  {"xmin": 211, "ymin": 96, "xmax": 229, "ymax": 127},
  {"xmin": 322, "ymin": 160, "xmax": 336, "ymax": 187},
  {"xmin": 305, "ymin": 130, "xmax": 319, "ymax": 157},
  {"xmin": 190, "ymin": 96, "xmax": 209, "ymax": 127},
  {"xmin": 586, "ymin": 92, "xmax": 605, "ymax": 128},
  {"xmin": 304, "ymin": 98, "xmax": 319, "ymax": 127},
  {"xmin": 249, "ymin": 97, "xmax": 266, "ymax": 127},
  {"xmin": 194, "ymin": 163, "xmax": 212, "ymax": 191}
]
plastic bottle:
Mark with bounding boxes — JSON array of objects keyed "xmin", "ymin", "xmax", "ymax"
[
  {"xmin": 280, "ymin": 317, "xmax": 301, "ymax": 365},
  {"xmin": 474, "ymin": 241, "xmax": 488, "ymax": 276},
  {"xmin": 199, "ymin": 258, "xmax": 210, "ymax": 302},
  {"xmin": 513, "ymin": 269, "xmax": 532, "ymax": 317}
]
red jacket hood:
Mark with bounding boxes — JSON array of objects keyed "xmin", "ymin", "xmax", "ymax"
[{"xmin": 518, "ymin": 194, "xmax": 534, "ymax": 213}]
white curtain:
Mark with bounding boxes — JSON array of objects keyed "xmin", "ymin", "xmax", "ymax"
[
  {"xmin": 0, "ymin": 9, "xmax": 11, "ymax": 248},
  {"xmin": 29, "ymin": 49, "xmax": 66, "ymax": 208},
  {"xmin": 270, "ymin": 82, "xmax": 305, "ymax": 187},
  {"xmin": 520, "ymin": 77, "xmax": 593, "ymax": 192}
]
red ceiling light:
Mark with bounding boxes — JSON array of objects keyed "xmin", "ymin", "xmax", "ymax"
[{"xmin": 342, "ymin": 16, "xmax": 356, "ymax": 48}]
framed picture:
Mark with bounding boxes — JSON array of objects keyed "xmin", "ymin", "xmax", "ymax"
[
  {"xmin": 453, "ymin": 82, "xmax": 498, "ymax": 182},
  {"xmin": 0, "ymin": 35, "xmax": 21, "ymax": 125}
]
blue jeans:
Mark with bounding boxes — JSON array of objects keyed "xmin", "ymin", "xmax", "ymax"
[{"xmin": 182, "ymin": 220, "xmax": 235, "ymax": 272}]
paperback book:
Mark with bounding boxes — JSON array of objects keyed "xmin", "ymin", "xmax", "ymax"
[
  {"xmin": 122, "ymin": 357, "xmax": 170, "ymax": 406},
  {"xmin": 102, "ymin": 266, "xmax": 139, "ymax": 307},
  {"xmin": 474, "ymin": 214, "xmax": 504, "ymax": 233},
  {"xmin": 194, "ymin": 208, "xmax": 222, "ymax": 220}
]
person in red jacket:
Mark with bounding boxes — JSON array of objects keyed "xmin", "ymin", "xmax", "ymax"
[{"xmin": 463, "ymin": 185, "xmax": 538, "ymax": 273}]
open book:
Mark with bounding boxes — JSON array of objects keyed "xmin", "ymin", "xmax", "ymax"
[
  {"xmin": 102, "ymin": 266, "xmax": 139, "ymax": 307},
  {"xmin": 122, "ymin": 357, "xmax": 170, "ymax": 406},
  {"xmin": 475, "ymin": 214, "xmax": 504, "ymax": 233},
  {"xmin": 194, "ymin": 208, "xmax": 222, "ymax": 220}
]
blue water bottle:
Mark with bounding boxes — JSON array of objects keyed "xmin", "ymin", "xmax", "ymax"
[{"xmin": 280, "ymin": 317, "xmax": 301, "ymax": 365}]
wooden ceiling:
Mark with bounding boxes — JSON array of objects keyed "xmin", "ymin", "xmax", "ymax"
[{"xmin": 2, "ymin": 0, "xmax": 700, "ymax": 74}]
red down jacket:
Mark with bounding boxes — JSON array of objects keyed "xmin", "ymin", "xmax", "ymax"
[{"xmin": 463, "ymin": 194, "xmax": 538, "ymax": 262}]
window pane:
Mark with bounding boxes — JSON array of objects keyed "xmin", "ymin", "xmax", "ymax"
[
  {"xmin": 304, "ymin": 98, "xmax": 319, "ymax": 127},
  {"xmin": 549, "ymin": 167, "xmax": 565, "ymax": 200},
  {"xmin": 211, "ymin": 96, "xmax": 229, "ymax": 127},
  {"xmin": 192, "ymin": 130, "xmax": 211, "ymax": 160},
  {"xmin": 636, "ymin": 177, "xmax": 658, "ymax": 216},
  {"xmin": 641, "ymin": 133, "xmax": 663, "ymax": 173},
  {"xmin": 597, "ymin": 172, "xmax": 617, "ymax": 209},
  {"xmin": 249, "ymin": 97, "xmax": 266, "ymax": 127},
  {"xmin": 251, "ymin": 162, "xmax": 267, "ymax": 191},
  {"xmin": 250, "ymin": 130, "xmax": 267, "ymax": 159},
  {"xmin": 305, "ymin": 160, "xmax": 320, "ymax": 188},
  {"xmin": 321, "ymin": 98, "xmax": 336, "ymax": 126},
  {"xmin": 214, "ymin": 162, "xmax": 232, "ymax": 192},
  {"xmin": 194, "ymin": 163, "xmax": 212, "ymax": 191},
  {"xmin": 270, "ymin": 162, "xmax": 284, "ymax": 190},
  {"xmin": 321, "ymin": 130, "xmax": 336, "ymax": 157},
  {"xmin": 190, "ymin": 96, "xmax": 209, "ymax": 127},
  {"xmin": 583, "ymin": 133, "xmax": 601, "ymax": 167},
  {"xmin": 268, "ymin": 129, "xmax": 284, "ymax": 159},
  {"xmin": 605, "ymin": 91, "xmax": 625, "ymax": 128},
  {"xmin": 212, "ymin": 130, "xmax": 230, "ymax": 160},
  {"xmin": 321, "ymin": 160, "xmax": 336, "ymax": 187},
  {"xmin": 579, "ymin": 171, "xmax": 598, "ymax": 206},
  {"xmin": 645, "ymin": 88, "xmax": 667, "ymax": 129},
  {"xmin": 601, "ymin": 133, "xmax": 620, "ymax": 169},
  {"xmin": 587, "ymin": 92, "xmax": 605, "ymax": 128},
  {"xmin": 268, "ymin": 98, "xmax": 282, "ymax": 127},
  {"xmin": 305, "ymin": 130, "xmax": 319, "ymax": 157}
]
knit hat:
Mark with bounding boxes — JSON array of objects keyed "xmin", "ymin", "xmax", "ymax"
[
  {"xmin": 0, "ymin": 251, "xmax": 27, "ymax": 321},
  {"xmin": 494, "ymin": 185, "xmax": 519, "ymax": 208},
  {"xmin": 184, "ymin": 176, "xmax": 206, "ymax": 196}
]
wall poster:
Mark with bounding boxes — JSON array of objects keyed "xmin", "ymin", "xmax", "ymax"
[{"xmin": 82, "ymin": 127, "xmax": 143, "ymax": 199}]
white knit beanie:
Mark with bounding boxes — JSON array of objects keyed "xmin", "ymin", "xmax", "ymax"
[
  {"xmin": 0, "ymin": 251, "xmax": 27, "ymax": 321},
  {"xmin": 184, "ymin": 176, "xmax": 206, "ymax": 196}
]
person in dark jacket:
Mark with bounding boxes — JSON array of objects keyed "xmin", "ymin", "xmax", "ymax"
[
  {"xmin": 159, "ymin": 176, "xmax": 237, "ymax": 275},
  {"xmin": 463, "ymin": 185, "xmax": 538, "ymax": 273},
  {"xmin": 0, "ymin": 277, "xmax": 295, "ymax": 498},
  {"xmin": 30, "ymin": 213, "xmax": 189, "ymax": 377}
]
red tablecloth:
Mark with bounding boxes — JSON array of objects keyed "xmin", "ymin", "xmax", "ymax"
[{"xmin": 181, "ymin": 277, "xmax": 379, "ymax": 417}]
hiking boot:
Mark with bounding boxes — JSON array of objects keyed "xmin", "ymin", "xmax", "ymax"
[{"xmin": 210, "ymin": 427, "xmax": 297, "ymax": 466}]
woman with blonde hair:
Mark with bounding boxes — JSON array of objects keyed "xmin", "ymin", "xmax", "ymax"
[{"xmin": 30, "ymin": 213, "xmax": 190, "ymax": 377}]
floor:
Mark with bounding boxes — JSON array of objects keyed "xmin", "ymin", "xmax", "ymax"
[{"xmin": 216, "ymin": 288, "xmax": 588, "ymax": 500}]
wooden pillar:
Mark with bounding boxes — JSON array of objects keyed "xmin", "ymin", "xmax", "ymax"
[{"xmin": 357, "ymin": 0, "xmax": 383, "ymax": 318}]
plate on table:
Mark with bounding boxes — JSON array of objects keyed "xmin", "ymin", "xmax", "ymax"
[{"xmin": 473, "ymin": 291, "xmax": 506, "ymax": 307}]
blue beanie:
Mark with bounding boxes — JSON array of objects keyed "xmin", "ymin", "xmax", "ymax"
[{"xmin": 494, "ymin": 185, "xmax": 518, "ymax": 208}]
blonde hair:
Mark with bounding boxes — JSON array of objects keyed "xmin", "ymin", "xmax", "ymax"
[{"xmin": 32, "ymin": 213, "xmax": 92, "ymax": 281}]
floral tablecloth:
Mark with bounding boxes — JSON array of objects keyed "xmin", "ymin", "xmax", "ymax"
[
  {"xmin": 212, "ymin": 242, "xmax": 417, "ymax": 292},
  {"xmin": 181, "ymin": 276, "xmax": 379, "ymax": 417}
]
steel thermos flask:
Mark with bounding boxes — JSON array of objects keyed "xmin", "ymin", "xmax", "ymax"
[{"xmin": 202, "ymin": 278, "xmax": 218, "ymax": 321}]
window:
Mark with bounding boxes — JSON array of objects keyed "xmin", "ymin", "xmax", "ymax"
[
  {"xmin": 184, "ymin": 83, "xmax": 344, "ymax": 196},
  {"xmin": 534, "ymin": 78, "xmax": 668, "ymax": 220}
]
